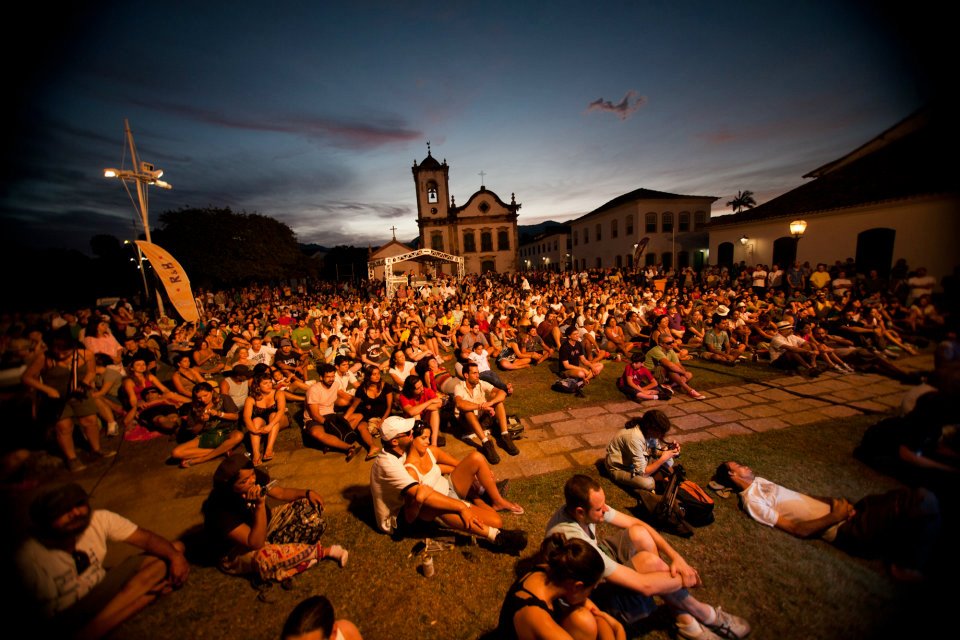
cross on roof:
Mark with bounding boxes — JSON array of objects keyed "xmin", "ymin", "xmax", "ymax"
[
  {"xmin": 478, "ymin": 170, "xmax": 486, "ymax": 188},
  {"xmin": 389, "ymin": 225, "xmax": 397, "ymax": 240}
]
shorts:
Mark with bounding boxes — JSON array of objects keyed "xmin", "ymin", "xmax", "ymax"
[
  {"xmin": 58, "ymin": 396, "xmax": 99, "ymax": 420},
  {"xmin": 54, "ymin": 554, "xmax": 143, "ymax": 631},
  {"xmin": 306, "ymin": 414, "xmax": 357, "ymax": 444},
  {"xmin": 199, "ymin": 427, "xmax": 237, "ymax": 449}
]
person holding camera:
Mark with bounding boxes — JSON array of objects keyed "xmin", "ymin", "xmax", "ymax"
[{"xmin": 604, "ymin": 411, "xmax": 679, "ymax": 495}]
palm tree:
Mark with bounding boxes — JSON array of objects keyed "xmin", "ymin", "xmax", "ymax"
[{"xmin": 727, "ymin": 190, "xmax": 757, "ymax": 213}]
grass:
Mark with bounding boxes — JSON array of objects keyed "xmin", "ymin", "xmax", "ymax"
[{"xmin": 113, "ymin": 408, "xmax": 954, "ymax": 640}]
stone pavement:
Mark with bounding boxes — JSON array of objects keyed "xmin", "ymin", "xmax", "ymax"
[{"xmin": 47, "ymin": 354, "xmax": 931, "ymax": 546}]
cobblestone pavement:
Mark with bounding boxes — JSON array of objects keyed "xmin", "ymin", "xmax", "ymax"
[{"xmin": 44, "ymin": 354, "xmax": 931, "ymax": 545}]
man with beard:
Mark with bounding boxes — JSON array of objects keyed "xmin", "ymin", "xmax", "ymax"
[
  {"xmin": 17, "ymin": 483, "xmax": 189, "ymax": 638},
  {"xmin": 304, "ymin": 363, "xmax": 361, "ymax": 460}
]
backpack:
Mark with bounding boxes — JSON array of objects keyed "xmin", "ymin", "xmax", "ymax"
[
  {"xmin": 551, "ymin": 377, "xmax": 586, "ymax": 397},
  {"xmin": 675, "ymin": 480, "xmax": 715, "ymax": 527}
]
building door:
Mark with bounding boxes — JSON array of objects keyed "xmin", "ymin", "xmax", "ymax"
[
  {"xmin": 772, "ymin": 237, "xmax": 796, "ymax": 268},
  {"xmin": 856, "ymin": 228, "xmax": 895, "ymax": 277},
  {"xmin": 717, "ymin": 242, "xmax": 734, "ymax": 267},
  {"xmin": 480, "ymin": 259, "xmax": 496, "ymax": 273}
]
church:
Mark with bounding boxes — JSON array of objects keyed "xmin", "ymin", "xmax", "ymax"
[{"xmin": 412, "ymin": 146, "xmax": 521, "ymax": 274}]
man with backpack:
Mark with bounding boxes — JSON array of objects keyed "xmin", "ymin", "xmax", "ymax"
[{"xmin": 546, "ymin": 474, "xmax": 752, "ymax": 639}]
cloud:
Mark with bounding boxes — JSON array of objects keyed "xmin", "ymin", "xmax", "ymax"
[
  {"xmin": 585, "ymin": 91, "xmax": 647, "ymax": 121},
  {"xmin": 135, "ymin": 100, "xmax": 422, "ymax": 150}
]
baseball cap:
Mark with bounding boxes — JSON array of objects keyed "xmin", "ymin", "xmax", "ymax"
[{"xmin": 380, "ymin": 416, "xmax": 417, "ymax": 441}]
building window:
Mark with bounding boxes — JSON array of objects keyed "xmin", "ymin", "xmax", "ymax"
[
  {"xmin": 662, "ymin": 212, "xmax": 673, "ymax": 233},
  {"xmin": 645, "ymin": 252, "xmax": 657, "ymax": 267},
  {"xmin": 573, "ymin": 232, "xmax": 578, "ymax": 246},
  {"xmin": 626, "ymin": 215, "xmax": 634, "ymax": 236},
  {"xmin": 596, "ymin": 223, "xmax": 602, "ymax": 241},
  {"xmin": 611, "ymin": 219, "xmax": 618, "ymax": 239},
  {"xmin": 626, "ymin": 253, "xmax": 633, "ymax": 267},
  {"xmin": 430, "ymin": 232, "xmax": 443, "ymax": 251},
  {"xmin": 678, "ymin": 251, "xmax": 690, "ymax": 268},
  {"xmin": 662, "ymin": 252, "xmax": 673, "ymax": 269},
  {"xmin": 481, "ymin": 231, "xmax": 493, "ymax": 252},
  {"xmin": 463, "ymin": 231, "xmax": 476, "ymax": 253},
  {"xmin": 679, "ymin": 212, "xmax": 690, "ymax": 232},
  {"xmin": 645, "ymin": 212, "xmax": 657, "ymax": 233},
  {"xmin": 426, "ymin": 181, "xmax": 438, "ymax": 204},
  {"xmin": 615, "ymin": 255, "xmax": 622, "ymax": 267},
  {"xmin": 498, "ymin": 230, "xmax": 510, "ymax": 250},
  {"xmin": 554, "ymin": 239, "xmax": 558, "ymax": 251},
  {"xmin": 694, "ymin": 211, "xmax": 706, "ymax": 230},
  {"xmin": 596, "ymin": 257, "xmax": 602, "ymax": 268},
  {"xmin": 584, "ymin": 228, "xmax": 589, "ymax": 244}
]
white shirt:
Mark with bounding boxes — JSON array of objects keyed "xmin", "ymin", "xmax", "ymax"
[
  {"xmin": 370, "ymin": 450, "xmax": 414, "ymax": 533},
  {"xmin": 17, "ymin": 510, "xmax": 138, "ymax": 616},
  {"xmin": 248, "ymin": 343, "xmax": 277, "ymax": 366},
  {"xmin": 740, "ymin": 476, "xmax": 840, "ymax": 541},
  {"xmin": 454, "ymin": 379, "xmax": 496, "ymax": 416}
]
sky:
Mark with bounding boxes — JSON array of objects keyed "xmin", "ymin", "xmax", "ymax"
[{"xmin": 1, "ymin": 1, "xmax": 942, "ymax": 255}]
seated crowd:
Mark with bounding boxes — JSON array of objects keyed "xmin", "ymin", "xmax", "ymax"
[{"xmin": 2, "ymin": 256, "xmax": 955, "ymax": 638}]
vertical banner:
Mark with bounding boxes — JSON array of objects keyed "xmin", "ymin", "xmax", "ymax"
[
  {"xmin": 633, "ymin": 237, "xmax": 650, "ymax": 266},
  {"xmin": 135, "ymin": 241, "xmax": 200, "ymax": 322}
]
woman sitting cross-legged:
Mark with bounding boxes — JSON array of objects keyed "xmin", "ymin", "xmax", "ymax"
[
  {"xmin": 203, "ymin": 455, "xmax": 348, "ymax": 585},
  {"xmin": 496, "ymin": 533, "xmax": 625, "ymax": 640},
  {"xmin": 171, "ymin": 382, "xmax": 245, "ymax": 469}
]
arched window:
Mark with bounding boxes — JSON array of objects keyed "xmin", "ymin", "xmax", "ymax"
[
  {"xmin": 584, "ymin": 228, "xmax": 590, "ymax": 244},
  {"xmin": 615, "ymin": 255, "xmax": 623, "ymax": 267},
  {"xmin": 678, "ymin": 251, "xmax": 690, "ymax": 268},
  {"xmin": 611, "ymin": 219, "xmax": 618, "ymax": 239},
  {"xmin": 625, "ymin": 215, "xmax": 634, "ymax": 236},
  {"xmin": 679, "ymin": 212, "xmax": 690, "ymax": 232},
  {"xmin": 645, "ymin": 212, "xmax": 657, "ymax": 233},
  {"xmin": 426, "ymin": 181, "xmax": 438, "ymax": 204},
  {"xmin": 645, "ymin": 252, "xmax": 657, "ymax": 266},
  {"xmin": 430, "ymin": 232, "xmax": 443, "ymax": 251},
  {"xmin": 662, "ymin": 212, "xmax": 674, "ymax": 233},
  {"xmin": 693, "ymin": 211, "xmax": 706, "ymax": 229},
  {"xmin": 661, "ymin": 252, "xmax": 673, "ymax": 270}
]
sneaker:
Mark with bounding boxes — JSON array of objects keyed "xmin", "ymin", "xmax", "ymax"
[
  {"xmin": 498, "ymin": 431, "xmax": 519, "ymax": 456},
  {"xmin": 106, "ymin": 422, "xmax": 119, "ymax": 437},
  {"xmin": 493, "ymin": 528, "xmax": 528, "ymax": 555},
  {"xmin": 66, "ymin": 458, "xmax": 86, "ymax": 472},
  {"xmin": 481, "ymin": 439, "xmax": 501, "ymax": 465},
  {"xmin": 678, "ymin": 621, "xmax": 723, "ymax": 640},
  {"xmin": 708, "ymin": 607, "xmax": 751, "ymax": 639}
]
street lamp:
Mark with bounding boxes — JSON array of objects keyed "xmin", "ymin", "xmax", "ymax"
[
  {"xmin": 789, "ymin": 220, "xmax": 807, "ymax": 238},
  {"xmin": 739, "ymin": 235, "xmax": 749, "ymax": 245},
  {"xmin": 104, "ymin": 119, "xmax": 172, "ymax": 316}
]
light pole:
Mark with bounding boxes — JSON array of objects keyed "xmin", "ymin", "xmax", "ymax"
[
  {"xmin": 104, "ymin": 119, "xmax": 172, "ymax": 317},
  {"xmin": 790, "ymin": 220, "xmax": 807, "ymax": 264}
]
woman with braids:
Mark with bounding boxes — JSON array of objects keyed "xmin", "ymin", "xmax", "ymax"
[{"xmin": 496, "ymin": 533, "xmax": 625, "ymax": 640}]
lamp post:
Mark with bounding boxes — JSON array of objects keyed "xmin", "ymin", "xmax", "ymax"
[
  {"xmin": 790, "ymin": 220, "xmax": 807, "ymax": 264},
  {"xmin": 104, "ymin": 119, "xmax": 172, "ymax": 317}
]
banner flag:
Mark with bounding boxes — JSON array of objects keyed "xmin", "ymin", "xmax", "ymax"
[{"xmin": 135, "ymin": 241, "xmax": 200, "ymax": 322}]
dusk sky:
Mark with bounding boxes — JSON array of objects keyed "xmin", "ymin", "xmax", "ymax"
[{"xmin": 2, "ymin": 1, "xmax": 940, "ymax": 255}]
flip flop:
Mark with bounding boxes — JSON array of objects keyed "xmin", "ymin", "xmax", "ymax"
[
  {"xmin": 345, "ymin": 445, "xmax": 359, "ymax": 462},
  {"xmin": 497, "ymin": 503, "xmax": 525, "ymax": 515},
  {"xmin": 364, "ymin": 448, "xmax": 381, "ymax": 462},
  {"xmin": 262, "ymin": 453, "xmax": 274, "ymax": 462},
  {"xmin": 179, "ymin": 459, "xmax": 193, "ymax": 469}
]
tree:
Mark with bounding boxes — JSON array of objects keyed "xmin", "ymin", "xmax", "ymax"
[
  {"xmin": 152, "ymin": 207, "xmax": 313, "ymax": 288},
  {"xmin": 726, "ymin": 190, "xmax": 757, "ymax": 214}
]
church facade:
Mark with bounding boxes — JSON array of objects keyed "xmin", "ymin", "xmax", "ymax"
[{"xmin": 412, "ymin": 149, "xmax": 520, "ymax": 274}]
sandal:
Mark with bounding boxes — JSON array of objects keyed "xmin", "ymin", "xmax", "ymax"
[
  {"xmin": 345, "ymin": 445, "xmax": 360, "ymax": 462},
  {"xmin": 497, "ymin": 503, "xmax": 525, "ymax": 515},
  {"xmin": 263, "ymin": 453, "xmax": 274, "ymax": 462},
  {"xmin": 364, "ymin": 448, "xmax": 381, "ymax": 462},
  {"xmin": 179, "ymin": 459, "xmax": 193, "ymax": 469}
]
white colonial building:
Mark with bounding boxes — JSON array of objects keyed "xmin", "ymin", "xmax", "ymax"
[
  {"xmin": 708, "ymin": 106, "xmax": 959, "ymax": 283},
  {"xmin": 569, "ymin": 188, "xmax": 715, "ymax": 271}
]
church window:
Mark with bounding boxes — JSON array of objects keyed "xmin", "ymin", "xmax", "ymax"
[
  {"xmin": 463, "ymin": 231, "xmax": 476, "ymax": 253},
  {"xmin": 498, "ymin": 230, "xmax": 510, "ymax": 250},
  {"xmin": 431, "ymin": 232, "xmax": 443, "ymax": 251},
  {"xmin": 611, "ymin": 219, "xmax": 618, "ymax": 238},
  {"xmin": 478, "ymin": 201, "xmax": 490, "ymax": 214},
  {"xmin": 662, "ymin": 212, "xmax": 673, "ymax": 233},
  {"xmin": 426, "ymin": 181, "xmax": 438, "ymax": 204},
  {"xmin": 645, "ymin": 212, "xmax": 657, "ymax": 233},
  {"xmin": 481, "ymin": 231, "xmax": 493, "ymax": 252},
  {"xmin": 679, "ymin": 212, "xmax": 690, "ymax": 232}
]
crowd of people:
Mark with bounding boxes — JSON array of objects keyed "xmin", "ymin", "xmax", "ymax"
[{"xmin": 3, "ymin": 255, "xmax": 957, "ymax": 638}]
